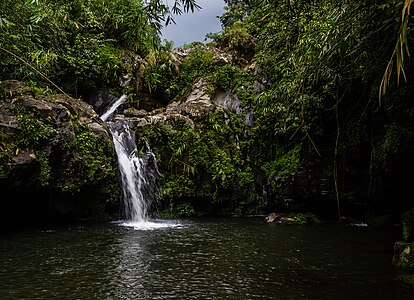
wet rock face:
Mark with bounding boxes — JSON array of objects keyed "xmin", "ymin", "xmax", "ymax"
[
  {"xmin": 0, "ymin": 80, "xmax": 120, "ymax": 225},
  {"xmin": 116, "ymin": 78, "xmax": 219, "ymax": 131},
  {"xmin": 170, "ymin": 46, "xmax": 233, "ymax": 73},
  {"xmin": 87, "ymin": 90, "xmax": 120, "ymax": 116},
  {"xmin": 175, "ymin": 78, "xmax": 216, "ymax": 119}
]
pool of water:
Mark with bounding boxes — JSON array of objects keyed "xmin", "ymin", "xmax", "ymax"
[{"xmin": 1, "ymin": 218, "xmax": 413, "ymax": 299}]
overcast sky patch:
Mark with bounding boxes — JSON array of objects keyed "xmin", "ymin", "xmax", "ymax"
[{"xmin": 161, "ymin": 0, "xmax": 225, "ymax": 47}]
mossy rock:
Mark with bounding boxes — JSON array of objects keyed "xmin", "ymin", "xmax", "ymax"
[
  {"xmin": 393, "ymin": 242, "xmax": 414, "ymax": 271},
  {"xmin": 397, "ymin": 274, "xmax": 414, "ymax": 285},
  {"xmin": 0, "ymin": 80, "xmax": 32, "ymax": 98},
  {"xmin": 266, "ymin": 212, "xmax": 320, "ymax": 225},
  {"xmin": 0, "ymin": 80, "xmax": 120, "ymax": 224}
]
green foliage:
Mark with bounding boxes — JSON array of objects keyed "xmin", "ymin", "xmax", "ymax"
[
  {"xmin": 393, "ymin": 241, "xmax": 414, "ymax": 271},
  {"xmin": 36, "ymin": 150, "xmax": 51, "ymax": 187},
  {"xmin": 290, "ymin": 213, "xmax": 320, "ymax": 225},
  {"xmin": 0, "ymin": 151, "xmax": 10, "ymax": 180},
  {"xmin": 17, "ymin": 113, "xmax": 56, "ymax": 149},
  {"xmin": 220, "ymin": 1, "xmax": 252, "ymax": 28},
  {"xmin": 0, "ymin": 129, "xmax": 15, "ymax": 179},
  {"xmin": 145, "ymin": 110, "xmax": 257, "ymax": 215},
  {"xmin": 217, "ymin": 22, "xmax": 256, "ymax": 63},
  {"xmin": 244, "ymin": 0, "xmax": 394, "ymax": 132},
  {"xmin": 0, "ymin": 0, "xmax": 201, "ymax": 96},
  {"xmin": 156, "ymin": 45, "xmax": 256, "ymax": 103},
  {"xmin": 2, "ymin": 0, "xmax": 414, "ymax": 220},
  {"xmin": 62, "ymin": 35, "xmax": 124, "ymax": 91},
  {"xmin": 143, "ymin": 49, "xmax": 176, "ymax": 93},
  {"xmin": 379, "ymin": 0, "xmax": 414, "ymax": 103},
  {"xmin": 0, "ymin": 154, "xmax": 8, "ymax": 179},
  {"xmin": 160, "ymin": 174, "xmax": 197, "ymax": 199},
  {"xmin": 375, "ymin": 124, "xmax": 404, "ymax": 165},
  {"xmin": 261, "ymin": 144, "xmax": 301, "ymax": 188},
  {"xmin": 61, "ymin": 126, "xmax": 116, "ymax": 191},
  {"xmin": 27, "ymin": 81, "xmax": 53, "ymax": 96},
  {"xmin": 174, "ymin": 203, "xmax": 197, "ymax": 217},
  {"xmin": 166, "ymin": 47, "xmax": 216, "ymax": 99},
  {"xmin": 208, "ymin": 0, "xmax": 414, "ymax": 218}
]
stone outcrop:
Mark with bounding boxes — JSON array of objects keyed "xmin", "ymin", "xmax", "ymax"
[
  {"xmin": 170, "ymin": 46, "xmax": 233, "ymax": 72},
  {"xmin": 265, "ymin": 212, "xmax": 320, "ymax": 225},
  {"xmin": 114, "ymin": 77, "xmax": 227, "ymax": 131},
  {"xmin": 393, "ymin": 242, "xmax": 414, "ymax": 271},
  {"xmin": 0, "ymin": 80, "xmax": 119, "ymax": 226},
  {"xmin": 98, "ymin": 45, "xmax": 242, "ymax": 134}
]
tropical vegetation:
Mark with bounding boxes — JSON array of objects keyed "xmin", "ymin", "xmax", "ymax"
[{"xmin": 1, "ymin": 0, "xmax": 414, "ymax": 222}]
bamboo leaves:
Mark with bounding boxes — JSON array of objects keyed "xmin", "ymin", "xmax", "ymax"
[
  {"xmin": 1, "ymin": 0, "xmax": 200, "ymax": 92},
  {"xmin": 0, "ymin": 17, "xmax": 14, "ymax": 28},
  {"xmin": 379, "ymin": 0, "xmax": 413, "ymax": 105}
]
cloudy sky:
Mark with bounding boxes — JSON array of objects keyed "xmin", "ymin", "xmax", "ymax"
[{"xmin": 161, "ymin": 0, "xmax": 226, "ymax": 47}]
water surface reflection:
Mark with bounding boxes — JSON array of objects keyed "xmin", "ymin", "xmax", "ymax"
[{"xmin": 1, "ymin": 219, "xmax": 413, "ymax": 299}]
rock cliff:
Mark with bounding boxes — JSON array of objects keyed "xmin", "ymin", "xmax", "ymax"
[{"xmin": 0, "ymin": 80, "xmax": 120, "ymax": 226}]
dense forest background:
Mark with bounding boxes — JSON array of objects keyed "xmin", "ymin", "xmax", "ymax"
[{"xmin": 1, "ymin": 0, "xmax": 414, "ymax": 224}]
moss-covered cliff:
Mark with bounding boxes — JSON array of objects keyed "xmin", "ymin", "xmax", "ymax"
[{"xmin": 0, "ymin": 80, "xmax": 120, "ymax": 226}]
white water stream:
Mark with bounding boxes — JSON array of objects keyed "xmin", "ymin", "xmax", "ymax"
[
  {"xmin": 100, "ymin": 95, "xmax": 178, "ymax": 230},
  {"xmin": 100, "ymin": 94, "xmax": 128, "ymax": 122}
]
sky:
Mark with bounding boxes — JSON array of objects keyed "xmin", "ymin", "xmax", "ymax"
[{"xmin": 161, "ymin": 0, "xmax": 226, "ymax": 47}]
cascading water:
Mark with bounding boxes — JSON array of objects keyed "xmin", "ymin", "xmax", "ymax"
[
  {"xmin": 100, "ymin": 94, "xmax": 128, "ymax": 122},
  {"xmin": 100, "ymin": 95, "xmax": 179, "ymax": 230},
  {"xmin": 108, "ymin": 121, "xmax": 159, "ymax": 222}
]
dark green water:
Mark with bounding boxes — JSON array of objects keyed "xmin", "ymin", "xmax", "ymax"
[{"xmin": 1, "ymin": 218, "xmax": 413, "ymax": 299}]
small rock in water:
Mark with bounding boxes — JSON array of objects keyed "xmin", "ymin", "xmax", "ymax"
[{"xmin": 265, "ymin": 212, "xmax": 320, "ymax": 225}]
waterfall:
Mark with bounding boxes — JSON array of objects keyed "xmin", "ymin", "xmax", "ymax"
[
  {"xmin": 100, "ymin": 95, "xmax": 159, "ymax": 223},
  {"xmin": 100, "ymin": 94, "xmax": 181, "ymax": 230},
  {"xmin": 100, "ymin": 94, "xmax": 127, "ymax": 122},
  {"xmin": 108, "ymin": 122, "xmax": 159, "ymax": 222}
]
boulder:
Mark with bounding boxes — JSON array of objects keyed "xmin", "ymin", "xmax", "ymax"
[
  {"xmin": 266, "ymin": 212, "xmax": 320, "ymax": 225},
  {"xmin": 124, "ymin": 108, "xmax": 149, "ymax": 118},
  {"xmin": 265, "ymin": 212, "xmax": 286, "ymax": 223},
  {"xmin": 10, "ymin": 150, "xmax": 36, "ymax": 167},
  {"xmin": 0, "ymin": 80, "xmax": 31, "ymax": 98},
  {"xmin": 117, "ymin": 77, "xmax": 218, "ymax": 131},
  {"xmin": 171, "ymin": 46, "xmax": 233, "ymax": 72}
]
